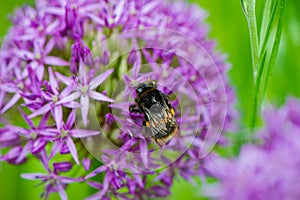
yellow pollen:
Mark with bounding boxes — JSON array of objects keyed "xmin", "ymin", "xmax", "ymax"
[
  {"xmin": 145, "ymin": 121, "xmax": 150, "ymax": 127},
  {"xmin": 171, "ymin": 108, "xmax": 175, "ymax": 116}
]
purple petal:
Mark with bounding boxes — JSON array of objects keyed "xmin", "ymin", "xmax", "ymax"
[
  {"xmin": 100, "ymin": 50, "xmax": 110, "ymax": 65},
  {"xmin": 132, "ymin": 51, "xmax": 141, "ymax": 79},
  {"xmin": 83, "ymin": 47, "xmax": 93, "ymax": 65},
  {"xmin": 43, "ymin": 6, "xmax": 65, "ymax": 15},
  {"xmin": 32, "ymin": 138, "xmax": 47, "ymax": 154},
  {"xmin": 44, "ymin": 38, "xmax": 55, "ymax": 55},
  {"xmin": 56, "ymin": 80, "xmax": 76, "ymax": 98},
  {"xmin": 48, "ymin": 67, "xmax": 59, "ymax": 94},
  {"xmin": 84, "ymin": 13, "xmax": 104, "ymax": 26},
  {"xmin": 0, "ymin": 83, "xmax": 18, "ymax": 93},
  {"xmin": 141, "ymin": 1, "xmax": 159, "ymax": 15},
  {"xmin": 113, "ymin": 0, "xmax": 125, "ymax": 23},
  {"xmin": 60, "ymin": 176, "xmax": 84, "ymax": 184},
  {"xmin": 39, "ymin": 149, "xmax": 51, "ymax": 173},
  {"xmin": 102, "ymin": 172, "xmax": 113, "ymax": 193},
  {"xmin": 101, "ymin": 155, "xmax": 111, "ymax": 163},
  {"xmin": 71, "ymin": 41, "xmax": 81, "ymax": 60},
  {"xmin": 79, "ymin": 62, "xmax": 87, "ymax": 85},
  {"xmin": 85, "ymin": 191, "xmax": 105, "ymax": 200},
  {"xmin": 0, "ymin": 129, "xmax": 19, "ymax": 142},
  {"xmin": 85, "ymin": 165, "xmax": 107, "ymax": 179},
  {"xmin": 66, "ymin": 137, "xmax": 79, "ymax": 165},
  {"xmin": 21, "ymin": 173, "xmax": 47, "ymax": 180},
  {"xmin": 133, "ymin": 173, "xmax": 144, "ymax": 188},
  {"xmin": 150, "ymin": 185, "xmax": 171, "ymax": 196},
  {"xmin": 56, "ymin": 91, "xmax": 81, "ymax": 105},
  {"xmin": 66, "ymin": 109, "xmax": 76, "ymax": 129},
  {"xmin": 121, "ymin": 139, "xmax": 136, "ymax": 151},
  {"xmin": 88, "ymin": 91, "xmax": 114, "ymax": 102},
  {"xmin": 109, "ymin": 102, "xmax": 131, "ymax": 109},
  {"xmin": 0, "ymin": 93, "xmax": 21, "ymax": 114},
  {"xmin": 16, "ymin": 140, "xmax": 33, "ymax": 163},
  {"xmin": 60, "ymin": 143, "xmax": 70, "ymax": 154},
  {"xmin": 62, "ymin": 101, "xmax": 81, "ymax": 108},
  {"xmin": 70, "ymin": 129, "xmax": 100, "ymax": 138},
  {"xmin": 87, "ymin": 172, "xmax": 111, "ymax": 199},
  {"xmin": 55, "ymin": 72, "xmax": 73, "ymax": 85},
  {"xmin": 0, "ymin": 146, "xmax": 22, "ymax": 161},
  {"xmin": 12, "ymin": 49, "xmax": 34, "ymax": 60},
  {"xmin": 45, "ymin": 19, "xmax": 60, "ymax": 34},
  {"xmin": 142, "ymin": 48, "xmax": 156, "ymax": 66},
  {"xmin": 140, "ymin": 139, "xmax": 148, "ymax": 168},
  {"xmin": 80, "ymin": 95, "xmax": 89, "ymax": 126},
  {"xmin": 38, "ymin": 111, "xmax": 51, "ymax": 129},
  {"xmin": 89, "ymin": 69, "xmax": 114, "ymax": 90},
  {"xmin": 28, "ymin": 103, "xmax": 51, "ymax": 119},
  {"xmin": 18, "ymin": 106, "xmax": 34, "ymax": 128},
  {"xmin": 37, "ymin": 65, "xmax": 45, "ymax": 82},
  {"xmin": 56, "ymin": 181, "xmax": 68, "ymax": 200},
  {"xmin": 0, "ymin": 91, "xmax": 5, "ymax": 108},
  {"xmin": 44, "ymin": 56, "xmax": 69, "ymax": 66},
  {"xmin": 36, "ymin": 129, "xmax": 57, "ymax": 137},
  {"xmin": 70, "ymin": 57, "xmax": 78, "ymax": 74},
  {"xmin": 53, "ymin": 105, "xmax": 63, "ymax": 130},
  {"xmin": 87, "ymin": 181, "xmax": 102, "ymax": 189},
  {"xmin": 82, "ymin": 158, "xmax": 91, "ymax": 171},
  {"xmin": 105, "ymin": 113, "xmax": 115, "ymax": 126},
  {"xmin": 49, "ymin": 139, "xmax": 64, "ymax": 159},
  {"xmin": 53, "ymin": 162, "xmax": 73, "ymax": 173}
]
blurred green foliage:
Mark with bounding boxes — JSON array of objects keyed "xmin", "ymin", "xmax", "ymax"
[{"xmin": 1, "ymin": 0, "xmax": 299, "ymax": 199}]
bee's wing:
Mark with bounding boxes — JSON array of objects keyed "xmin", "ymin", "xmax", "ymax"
[{"xmin": 144, "ymin": 106, "xmax": 173, "ymax": 138}]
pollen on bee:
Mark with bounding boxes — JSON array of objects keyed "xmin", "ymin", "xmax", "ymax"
[
  {"xmin": 145, "ymin": 121, "xmax": 150, "ymax": 127},
  {"xmin": 170, "ymin": 108, "xmax": 175, "ymax": 116}
]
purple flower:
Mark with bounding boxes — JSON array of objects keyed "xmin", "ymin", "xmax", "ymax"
[
  {"xmin": 56, "ymin": 63, "xmax": 114, "ymax": 126},
  {"xmin": 0, "ymin": 107, "xmax": 54, "ymax": 164},
  {"xmin": 27, "ymin": 67, "xmax": 80, "ymax": 129},
  {"xmin": 203, "ymin": 98, "xmax": 300, "ymax": 200},
  {"xmin": 21, "ymin": 151, "xmax": 83, "ymax": 200},
  {"xmin": 47, "ymin": 109, "xmax": 100, "ymax": 164},
  {"xmin": 0, "ymin": 0, "xmax": 235, "ymax": 199}
]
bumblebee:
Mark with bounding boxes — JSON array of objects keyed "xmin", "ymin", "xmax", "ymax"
[{"xmin": 129, "ymin": 81, "xmax": 179, "ymax": 146}]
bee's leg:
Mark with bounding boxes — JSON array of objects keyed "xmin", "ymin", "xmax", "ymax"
[
  {"xmin": 143, "ymin": 121, "xmax": 152, "ymax": 141},
  {"xmin": 152, "ymin": 80, "xmax": 157, "ymax": 88},
  {"xmin": 129, "ymin": 103, "xmax": 141, "ymax": 113},
  {"xmin": 161, "ymin": 92, "xmax": 170, "ymax": 101},
  {"xmin": 164, "ymin": 100, "xmax": 176, "ymax": 116}
]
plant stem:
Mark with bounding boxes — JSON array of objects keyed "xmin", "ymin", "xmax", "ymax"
[
  {"xmin": 251, "ymin": 51, "xmax": 267, "ymax": 129},
  {"xmin": 241, "ymin": 0, "xmax": 259, "ymax": 75},
  {"xmin": 263, "ymin": 0, "xmax": 286, "ymax": 97},
  {"xmin": 241, "ymin": 0, "xmax": 285, "ymax": 133}
]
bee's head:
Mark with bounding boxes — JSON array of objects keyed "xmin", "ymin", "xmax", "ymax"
[{"xmin": 135, "ymin": 81, "xmax": 157, "ymax": 95}]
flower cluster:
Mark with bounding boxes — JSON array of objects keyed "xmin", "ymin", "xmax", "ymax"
[
  {"xmin": 203, "ymin": 98, "xmax": 300, "ymax": 200},
  {"xmin": 0, "ymin": 0, "xmax": 235, "ymax": 199}
]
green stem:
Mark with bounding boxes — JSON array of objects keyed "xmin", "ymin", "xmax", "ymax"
[
  {"xmin": 263, "ymin": 0, "xmax": 286, "ymax": 97},
  {"xmin": 241, "ymin": 0, "xmax": 285, "ymax": 133},
  {"xmin": 251, "ymin": 0, "xmax": 286, "ymax": 129},
  {"xmin": 241, "ymin": 0, "xmax": 260, "ymax": 74},
  {"xmin": 250, "ymin": 1, "xmax": 278, "ymax": 129},
  {"xmin": 251, "ymin": 51, "xmax": 267, "ymax": 129},
  {"xmin": 259, "ymin": 1, "xmax": 279, "ymax": 57},
  {"xmin": 260, "ymin": 0, "xmax": 273, "ymax": 44}
]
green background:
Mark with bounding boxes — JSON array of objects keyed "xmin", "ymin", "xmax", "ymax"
[{"xmin": 1, "ymin": 0, "xmax": 299, "ymax": 199}]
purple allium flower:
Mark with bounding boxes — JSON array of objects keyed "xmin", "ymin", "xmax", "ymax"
[
  {"xmin": 21, "ymin": 150, "xmax": 83, "ymax": 200},
  {"xmin": 0, "ymin": 0, "xmax": 235, "ymax": 199},
  {"xmin": 203, "ymin": 98, "xmax": 300, "ymax": 200}
]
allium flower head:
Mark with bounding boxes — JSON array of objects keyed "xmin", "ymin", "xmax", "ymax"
[
  {"xmin": 204, "ymin": 98, "xmax": 300, "ymax": 200},
  {"xmin": 0, "ymin": 0, "xmax": 235, "ymax": 199}
]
